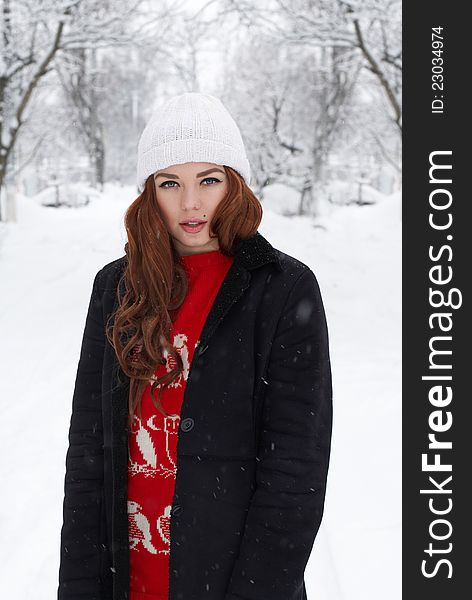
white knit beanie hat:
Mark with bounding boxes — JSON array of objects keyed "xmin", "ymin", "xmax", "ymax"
[{"xmin": 136, "ymin": 92, "xmax": 251, "ymax": 192}]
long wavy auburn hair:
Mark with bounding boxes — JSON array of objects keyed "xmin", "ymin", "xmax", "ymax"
[{"xmin": 105, "ymin": 166, "xmax": 263, "ymax": 427}]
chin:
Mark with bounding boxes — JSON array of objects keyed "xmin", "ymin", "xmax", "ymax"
[{"xmin": 174, "ymin": 234, "xmax": 212, "ymax": 251}]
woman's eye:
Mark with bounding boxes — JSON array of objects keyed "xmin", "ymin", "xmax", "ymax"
[
  {"xmin": 160, "ymin": 180, "xmax": 178, "ymax": 189},
  {"xmin": 202, "ymin": 177, "xmax": 221, "ymax": 185}
]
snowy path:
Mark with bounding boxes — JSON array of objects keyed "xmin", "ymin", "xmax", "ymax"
[{"xmin": 0, "ymin": 184, "xmax": 401, "ymax": 599}]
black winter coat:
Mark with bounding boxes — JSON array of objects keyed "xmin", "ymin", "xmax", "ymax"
[{"xmin": 58, "ymin": 231, "xmax": 333, "ymax": 600}]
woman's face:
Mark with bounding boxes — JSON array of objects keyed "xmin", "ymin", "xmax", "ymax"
[{"xmin": 153, "ymin": 162, "xmax": 228, "ymax": 256}]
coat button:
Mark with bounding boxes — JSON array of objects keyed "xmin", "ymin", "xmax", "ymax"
[
  {"xmin": 181, "ymin": 417, "xmax": 194, "ymax": 432},
  {"xmin": 171, "ymin": 504, "xmax": 183, "ymax": 516}
]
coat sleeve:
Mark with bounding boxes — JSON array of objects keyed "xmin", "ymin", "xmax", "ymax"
[
  {"xmin": 58, "ymin": 269, "xmax": 107, "ymax": 600},
  {"xmin": 224, "ymin": 267, "xmax": 333, "ymax": 600}
]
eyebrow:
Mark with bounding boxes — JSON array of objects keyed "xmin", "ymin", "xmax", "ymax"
[{"xmin": 154, "ymin": 167, "xmax": 225, "ymax": 180}]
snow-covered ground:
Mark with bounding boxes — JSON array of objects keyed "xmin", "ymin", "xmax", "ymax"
[{"xmin": 0, "ymin": 183, "xmax": 401, "ymax": 599}]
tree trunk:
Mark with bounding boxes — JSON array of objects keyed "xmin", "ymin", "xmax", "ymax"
[{"xmin": 298, "ymin": 176, "xmax": 313, "ymax": 216}]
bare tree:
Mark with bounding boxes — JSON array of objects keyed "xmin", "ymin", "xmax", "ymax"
[
  {"xmin": 55, "ymin": 48, "xmax": 105, "ymax": 189},
  {"xmin": 135, "ymin": 1, "xmax": 226, "ymax": 94},
  {"xmin": 297, "ymin": 44, "xmax": 363, "ymax": 215},
  {"xmin": 220, "ymin": 0, "xmax": 401, "ymax": 161},
  {"xmin": 270, "ymin": 0, "xmax": 402, "ymax": 133},
  {"xmin": 1, "ymin": 0, "xmax": 68, "ymax": 218},
  {"xmin": 0, "ymin": 0, "xmax": 144, "ymax": 220},
  {"xmin": 219, "ymin": 26, "xmax": 362, "ymax": 214}
]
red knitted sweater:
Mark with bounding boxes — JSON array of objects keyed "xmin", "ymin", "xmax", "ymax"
[{"xmin": 127, "ymin": 249, "xmax": 234, "ymax": 599}]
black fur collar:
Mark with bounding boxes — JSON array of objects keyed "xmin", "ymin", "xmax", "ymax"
[{"xmin": 233, "ymin": 231, "xmax": 283, "ymax": 272}]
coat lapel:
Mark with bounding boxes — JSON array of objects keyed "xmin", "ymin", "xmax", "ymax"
[{"xmin": 194, "ymin": 232, "xmax": 283, "ymax": 353}]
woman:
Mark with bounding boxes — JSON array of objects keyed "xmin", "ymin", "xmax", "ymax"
[{"xmin": 58, "ymin": 92, "xmax": 333, "ymax": 600}]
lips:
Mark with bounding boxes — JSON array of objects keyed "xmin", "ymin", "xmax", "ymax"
[
  {"xmin": 179, "ymin": 221, "xmax": 207, "ymax": 234},
  {"xmin": 179, "ymin": 220, "xmax": 207, "ymax": 225}
]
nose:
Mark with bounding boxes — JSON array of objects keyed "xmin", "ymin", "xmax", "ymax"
[{"xmin": 180, "ymin": 186, "xmax": 201, "ymax": 210}]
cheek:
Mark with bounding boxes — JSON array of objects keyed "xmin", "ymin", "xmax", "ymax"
[
  {"xmin": 155, "ymin": 192, "xmax": 176, "ymax": 222},
  {"xmin": 210, "ymin": 182, "xmax": 228, "ymax": 207}
]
